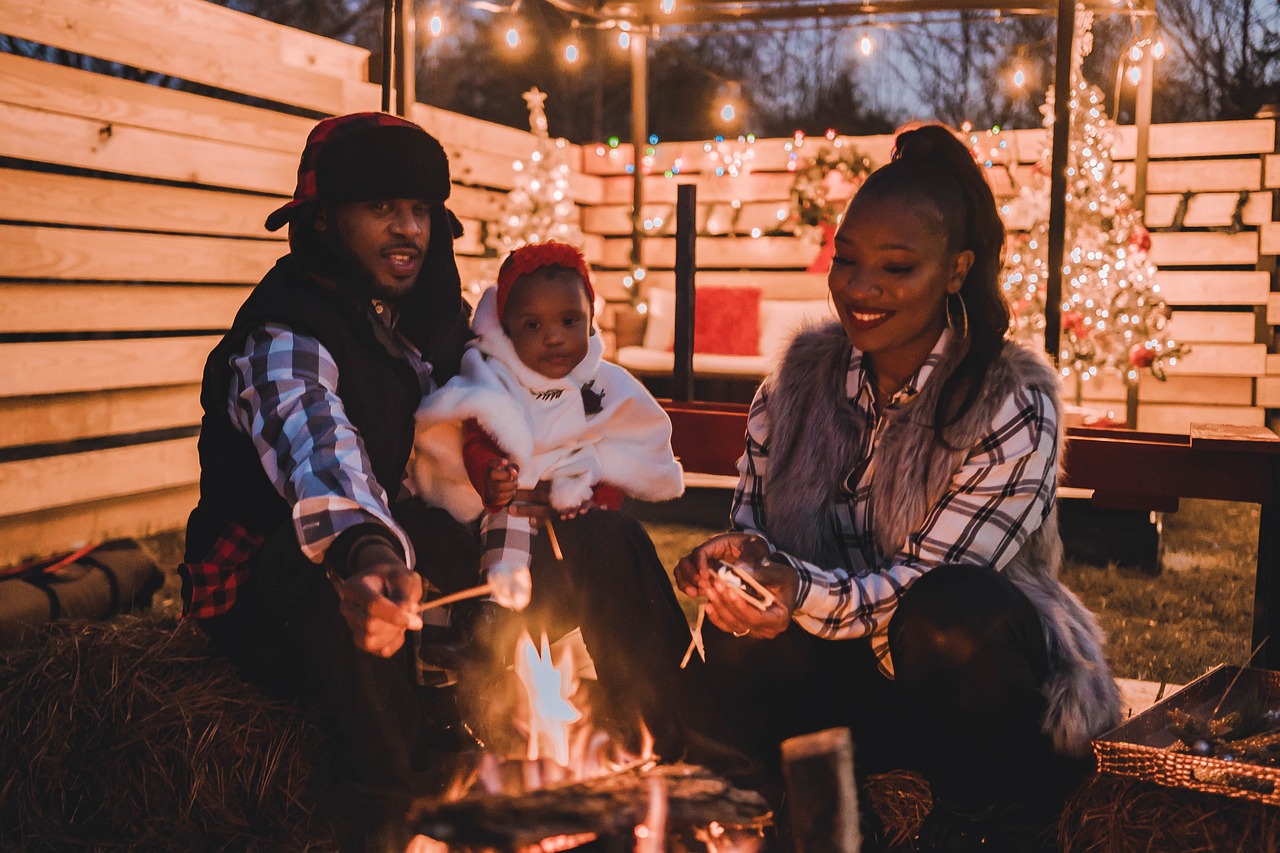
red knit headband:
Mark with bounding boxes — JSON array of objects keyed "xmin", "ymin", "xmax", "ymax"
[{"xmin": 496, "ymin": 241, "xmax": 595, "ymax": 319}]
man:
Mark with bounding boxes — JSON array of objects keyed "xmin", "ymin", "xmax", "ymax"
[
  {"xmin": 181, "ymin": 112, "xmax": 747, "ymax": 851},
  {"xmin": 181, "ymin": 113, "xmax": 478, "ymax": 849}
]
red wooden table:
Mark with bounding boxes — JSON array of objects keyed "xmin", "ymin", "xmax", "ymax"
[{"xmin": 663, "ymin": 400, "xmax": 1280, "ymax": 668}]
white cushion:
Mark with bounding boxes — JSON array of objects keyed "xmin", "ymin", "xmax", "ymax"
[
  {"xmin": 614, "ymin": 346, "xmax": 772, "ymax": 379},
  {"xmin": 758, "ymin": 298, "xmax": 833, "ymax": 359},
  {"xmin": 641, "ymin": 287, "xmax": 676, "ymax": 351}
]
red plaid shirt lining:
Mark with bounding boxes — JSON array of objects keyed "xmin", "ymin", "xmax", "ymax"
[{"xmin": 182, "ymin": 523, "xmax": 266, "ymax": 619}]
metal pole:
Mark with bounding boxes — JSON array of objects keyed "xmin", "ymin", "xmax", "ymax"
[
  {"xmin": 395, "ymin": 0, "xmax": 416, "ymax": 117},
  {"xmin": 381, "ymin": 0, "xmax": 395, "ymax": 113},
  {"xmin": 630, "ymin": 31, "xmax": 648, "ymax": 272},
  {"xmin": 1133, "ymin": 10, "xmax": 1156, "ymax": 211},
  {"xmin": 673, "ymin": 184, "xmax": 697, "ymax": 402},
  {"xmin": 1045, "ymin": 0, "xmax": 1075, "ymax": 364}
]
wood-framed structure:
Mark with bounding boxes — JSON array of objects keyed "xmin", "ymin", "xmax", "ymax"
[{"xmin": 536, "ymin": 0, "xmax": 1159, "ymax": 365}]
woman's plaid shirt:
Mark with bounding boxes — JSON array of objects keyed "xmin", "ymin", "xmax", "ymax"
[{"xmin": 730, "ymin": 332, "xmax": 1059, "ymax": 675}]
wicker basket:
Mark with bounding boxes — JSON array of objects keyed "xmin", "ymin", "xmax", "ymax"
[{"xmin": 1094, "ymin": 665, "xmax": 1280, "ymax": 806}]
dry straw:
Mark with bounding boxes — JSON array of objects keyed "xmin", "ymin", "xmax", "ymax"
[{"xmin": 0, "ymin": 616, "xmax": 335, "ymax": 851}]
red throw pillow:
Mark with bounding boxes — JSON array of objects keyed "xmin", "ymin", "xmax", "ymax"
[{"xmin": 666, "ymin": 286, "xmax": 761, "ymax": 356}]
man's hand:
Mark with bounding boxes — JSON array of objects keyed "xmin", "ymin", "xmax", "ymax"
[
  {"xmin": 484, "ymin": 458, "xmax": 520, "ymax": 508},
  {"xmin": 674, "ymin": 532, "xmax": 799, "ymax": 640},
  {"xmin": 335, "ymin": 538, "xmax": 423, "ymax": 657}
]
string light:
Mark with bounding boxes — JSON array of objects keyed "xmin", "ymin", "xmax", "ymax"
[
  {"xmin": 858, "ymin": 32, "xmax": 874, "ymax": 57},
  {"xmin": 1126, "ymin": 65, "xmax": 1142, "ymax": 85},
  {"xmin": 428, "ymin": 13, "xmax": 443, "ymax": 37},
  {"xmin": 1152, "ymin": 40, "xmax": 1165, "ymax": 59},
  {"xmin": 660, "ymin": 0, "xmax": 675, "ymax": 12}
]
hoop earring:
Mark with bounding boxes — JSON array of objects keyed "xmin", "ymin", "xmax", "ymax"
[{"xmin": 947, "ymin": 292, "xmax": 969, "ymax": 340}]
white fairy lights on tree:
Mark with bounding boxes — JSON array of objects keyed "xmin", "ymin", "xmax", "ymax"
[
  {"xmin": 489, "ymin": 87, "xmax": 584, "ymax": 255},
  {"xmin": 998, "ymin": 10, "xmax": 1188, "ymax": 399}
]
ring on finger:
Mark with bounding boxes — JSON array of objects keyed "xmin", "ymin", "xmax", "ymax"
[{"xmin": 732, "ymin": 628, "xmax": 750, "ymax": 638}]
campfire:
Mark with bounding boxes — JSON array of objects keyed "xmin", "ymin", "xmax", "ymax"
[{"xmin": 409, "ymin": 628, "xmax": 769, "ymax": 852}]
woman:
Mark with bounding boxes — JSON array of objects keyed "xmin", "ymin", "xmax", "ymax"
[{"xmin": 675, "ymin": 124, "xmax": 1121, "ymax": 852}]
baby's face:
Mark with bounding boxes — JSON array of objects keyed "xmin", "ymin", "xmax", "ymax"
[{"xmin": 501, "ymin": 268, "xmax": 592, "ymax": 380}]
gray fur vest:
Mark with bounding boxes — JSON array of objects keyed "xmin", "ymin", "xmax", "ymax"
[{"xmin": 762, "ymin": 322, "xmax": 1121, "ymax": 757}]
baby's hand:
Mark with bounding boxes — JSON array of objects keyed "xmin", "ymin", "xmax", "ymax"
[
  {"xmin": 485, "ymin": 458, "xmax": 519, "ymax": 508},
  {"xmin": 559, "ymin": 499, "xmax": 596, "ymax": 521}
]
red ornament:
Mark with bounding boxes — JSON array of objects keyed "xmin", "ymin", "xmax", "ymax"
[
  {"xmin": 1128, "ymin": 226, "xmax": 1152, "ymax": 254},
  {"xmin": 1129, "ymin": 343, "xmax": 1156, "ymax": 368},
  {"xmin": 1062, "ymin": 311, "xmax": 1089, "ymax": 339}
]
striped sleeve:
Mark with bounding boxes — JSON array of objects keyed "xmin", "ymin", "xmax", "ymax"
[
  {"xmin": 729, "ymin": 385, "xmax": 773, "ymax": 539},
  {"xmin": 789, "ymin": 384, "xmax": 1058, "ymax": 640},
  {"xmin": 227, "ymin": 323, "xmax": 413, "ymax": 567}
]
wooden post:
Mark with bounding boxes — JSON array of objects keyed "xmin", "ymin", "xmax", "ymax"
[
  {"xmin": 673, "ymin": 184, "xmax": 697, "ymax": 402},
  {"xmin": 1133, "ymin": 9, "xmax": 1155, "ymax": 213},
  {"xmin": 630, "ymin": 30, "xmax": 648, "ymax": 275},
  {"xmin": 395, "ymin": 0, "xmax": 416, "ymax": 117},
  {"xmin": 380, "ymin": 0, "xmax": 395, "ymax": 113},
  {"xmin": 780, "ymin": 728, "xmax": 861, "ymax": 853},
  {"xmin": 1045, "ymin": 0, "xmax": 1076, "ymax": 364}
]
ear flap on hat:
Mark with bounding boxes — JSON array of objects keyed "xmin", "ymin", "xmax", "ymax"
[{"xmin": 447, "ymin": 209, "xmax": 464, "ymax": 240}]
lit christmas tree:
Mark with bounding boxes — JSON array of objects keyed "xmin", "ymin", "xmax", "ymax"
[
  {"xmin": 488, "ymin": 87, "xmax": 584, "ymax": 254},
  {"xmin": 997, "ymin": 10, "xmax": 1188, "ymax": 403}
]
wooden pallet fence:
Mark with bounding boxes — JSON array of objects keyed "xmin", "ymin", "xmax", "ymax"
[
  {"xmin": 577, "ymin": 118, "xmax": 1280, "ymax": 436},
  {"xmin": 0, "ymin": 0, "xmax": 553, "ymax": 565}
]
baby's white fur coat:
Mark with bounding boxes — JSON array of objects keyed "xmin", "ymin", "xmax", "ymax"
[{"xmin": 413, "ymin": 286, "xmax": 684, "ymax": 521}]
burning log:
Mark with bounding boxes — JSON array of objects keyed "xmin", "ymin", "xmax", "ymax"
[{"xmin": 410, "ymin": 761, "xmax": 769, "ymax": 852}]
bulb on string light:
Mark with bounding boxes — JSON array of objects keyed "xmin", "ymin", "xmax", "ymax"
[
  {"xmin": 1126, "ymin": 65, "xmax": 1142, "ymax": 85},
  {"xmin": 1012, "ymin": 66, "xmax": 1027, "ymax": 89},
  {"xmin": 504, "ymin": 23, "xmax": 521, "ymax": 49},
  {"xmin": 720, "ymin": 103, "xmax": 735, "ymax": 122},
  {"xmin": 660, "ymin": 0, "xmax": 675, "ymax": 12},
  {"xmin": 859, "ymin": 32, "xmax": 874, "ymax": 57},
  {"xmin": 1129, "ymin": 44, "xmax": 1143, "ymax": 62},
  {"xmin": 618, "ymin": 30, "xmax": 631, "ymax": 49},
  {"xmin": 428, "ymin": 13, "xmax": 443, "ymax": 37},
  {"xmin": 563, "ymin": 39, "xmax": 579, "ymax": 63},
  {"xmin": 1152, "ymin": 40, "xmax": 1165, "ymax": 60}
]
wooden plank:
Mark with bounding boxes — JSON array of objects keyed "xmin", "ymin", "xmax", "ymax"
[
  {"xmin": 275, "ymin": 25, "xmax": 370, "ymax": 81},
  {"xmin": 1142, "ymin": 159, "xmax": 1263, "ymax": 194},
  {"xmin": 1164, "ymin": 310, "xmax": 1259, "ymax": 343},
  {"xmin": 1266, "ymin": 154, "xmax": 1280, "ymax": 189},
  {"xmin": 1269, "ymin": 293, "xmax": 1280, "ymax": 326},
  {"xmin": 600, "ymin": 173, "xmax": 796, "ymax": 206},
  {"xmin": 1259, "ymin": 377, "xmax": 1280, "ymax": 408},
  {"xmin": 600, "ymin": 235, "xmax": 814, "ymax": 270},
  {"xmin": 411, "ymin": 102, "xmax": 575, "ymax": 168},
  {"xmin": 1144, "ymin": 191, "xmax": 1273, "ymax": 229},
  {"xmin": 1162, "ymin": 343, "xmax": 1267, "ymax": 376},
  {"xmin": 1066, "ymin": 373, "xmax": 1258, "ymax": 406},
  {"xmin": 1, "ymin": 0, "xmax": 358, "ymax": 113},
  {"xmin": 1270, "ymin": 354, "xmax": 1280, "ymax": 375},
  {"xmin": 0, "ymin": 101, "xmax": 297, "ymax": 194},
  {"xmin": 0, "ymin": 283, "xmax": 248, "ymax": 333},
  {"xmin": 1148, "ymin": 231, "xmax": 1258, "ymax": 266},
  {"xmin": 0, "ymin": 51, "xmax": 309, "ymax": 155},
  {"xmin": 1115, "ymin": 120, "xmax": 1277, "ymax": 159},
  {"xmin": 1141, "ymin": 375, "xmax": 1256, "ymax": 406},
  {"xmin": 1137, "ymin": 404, "xmax": 1265, "ymax": 434},
  {"xmin": 0, "ymin": 436, "xmax": 199, "ymax": 516},
  {"xmin": 0, "ymin": 168, "xmax": 281, "ymax": 238},
  {"xmin": 1189, "ymin": 422, "xmax": 1280, "ymax": 451},
  {"xmin": 583, "ymin": 200, "xmax": 799, "ymax": 237},
  {"xmin": 0, "ymin": 337, "xmax": 217, "ymax": 397},
  {"xmin": 1154, "ymin": 270, "xmax": 1271, "ymax": 305},
  {"xmin": 0, "ymin": 385, "xmax": 202, "ymax": 450},
  {"xmin": 0, "ymin": 484, "xmax": 198, "ymax": 568},
  {"xmin": 1261, "ymin": 222, "xmax": 1280, "ymax": 256},
  {"xmin": 0, "ymin": 225, "xmax": 283, "ymax": 283}
]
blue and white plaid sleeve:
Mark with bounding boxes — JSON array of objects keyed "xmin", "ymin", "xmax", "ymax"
[
  {"xmin": 790, "ymin": 385, "xmax": 1059, "ymax": 641},
  {"xmin": 227, "ymin": 323, "xmax": 413, "ymax": 567}
]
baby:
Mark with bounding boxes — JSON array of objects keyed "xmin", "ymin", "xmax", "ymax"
[{"xmin": 413, "ymin": 241, "xmax": 684, "ymax": 608}]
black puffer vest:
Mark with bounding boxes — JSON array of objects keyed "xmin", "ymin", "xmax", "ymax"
[{"xmin": 183, "ymin": 254, "xmax": 468, "ymax": 570}]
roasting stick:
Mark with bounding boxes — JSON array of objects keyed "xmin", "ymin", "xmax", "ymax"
[
  {"xmin": 417, "ymin": 563, "xmax": 533, "ymax": 613},
  {"xmin": 544, "ymin": 517, "xmax": 564, "ymax": 560},
  {"xmin": 679, "ymin": 604, "xmax": 706, "ymax": 669}
]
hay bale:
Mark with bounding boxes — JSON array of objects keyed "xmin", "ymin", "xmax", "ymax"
[
  {"xmin": 1061, "ymin": 773, "xmax": 1280, "ymax": 852},
  {"xmin": 865, "ymin": 769, "xmax": 932, "ymax": 846},
  {"xmin": 0, "ymin": 616, "xmax": 335, "ymax": 852}
]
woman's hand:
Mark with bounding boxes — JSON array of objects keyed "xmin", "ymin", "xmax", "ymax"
[
  {"xmin": 674, "ymin": 532, "xmax": 799, "ymax": 640},
  {"xmin": 336, "ymin": 539, "xmax": 423, "ymax": 657}
]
